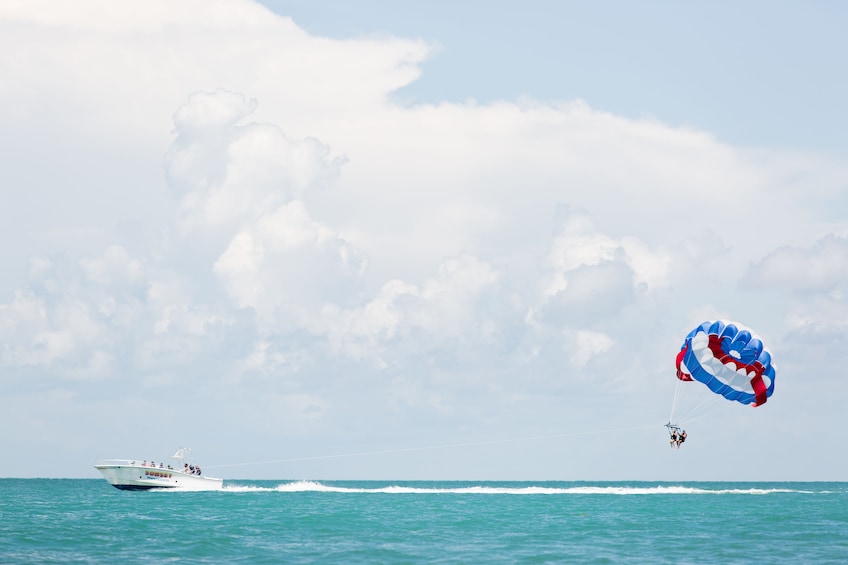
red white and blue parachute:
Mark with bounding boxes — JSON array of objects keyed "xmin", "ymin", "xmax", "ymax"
[{"xmin": 675, "ymin": 320, "xmax": 776, "ymax": 407}]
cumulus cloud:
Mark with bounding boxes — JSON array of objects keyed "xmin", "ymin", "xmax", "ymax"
[
  {"xmin": 1, "ymin": 0, "xmax": 847, "ymax": 479},
  {"xmin": 741, "ymin": 235, "xmax": 848, "ymax": 294},
  {"xmin": 0, "ymin": 250, "xmax": 142, "ymax": 378},
  {"xmin": 166, "ymin": 89, "xmax": 348, "ymax": 238},
  {"xmin": 0, "ymin": 0, "xmax": 432, "ymax": 148},
  {"xmin": 536, "ymin": 207, "xmax": 670, "ymax": 325},
  {"xmin": 172, "ymin": 89, "xmax": 259, "ymax": 134},
  {"xmin": 318, "ymin": 253, "xmax": 504, "ymax": 366},
  {"xmin": 214, "ymin": 200, "xmax": 367, "ymax": 317},
  {"xmin": 79, "ymin": 245, "xmax": 145, "ymax": 288},
  {"xmin": 568, "ymin": 329, "xmax": 615, "ymax": 368}
]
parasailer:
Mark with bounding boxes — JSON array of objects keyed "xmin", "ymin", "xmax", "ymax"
[
  {"xmin": 665, "ymin": 423, "xmax": 687, "ymax": 448},
  {"xmin": 668, "ymin": 425, "xmax": 679, "ymax": 448},
  {"xmin": 667, "ymin": 320, "xmax": 777, "ymax": 446}
]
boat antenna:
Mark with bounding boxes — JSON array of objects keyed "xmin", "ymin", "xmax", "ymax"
[{"xmin": 171, "ymin": 447, "xmax": 192, "ymax": 464}]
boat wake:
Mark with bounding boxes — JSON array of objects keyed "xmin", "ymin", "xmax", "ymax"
[{"xmin": 219, "ymin": 481, "xmax": 809, "ymax": 495}]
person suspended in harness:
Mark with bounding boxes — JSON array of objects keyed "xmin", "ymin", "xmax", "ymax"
[
  {"xmin": 669, "ymin": 428, "xmax": 678, "ymax": 448},
  {"xmin": 676, "ymin": 429, "xmax": 687, "ymax": 448},
  {"xmin": 666, "ymin": 423, "xmax": 681, "ymax": 448}
]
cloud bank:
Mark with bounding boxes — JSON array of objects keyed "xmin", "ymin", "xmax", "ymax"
[{"xmin": 1, "ymin": 0, "xmax": 846, "ymax": 480}]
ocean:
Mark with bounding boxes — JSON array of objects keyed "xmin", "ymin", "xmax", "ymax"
[{"xmin": 1, "ymin": 479, "xmax": 846, "ymax": 563}]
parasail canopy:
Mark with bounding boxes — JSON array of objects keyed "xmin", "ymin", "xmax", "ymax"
[{"xmin": 675, "ymin": 320, "xmax": 776, "ymax": 407}]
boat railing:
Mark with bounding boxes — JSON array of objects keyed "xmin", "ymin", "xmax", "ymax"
[
  {"xmin": 95, "ymin": 459, "xmax": 138, "ymax": 466},
  {"xmin": 94, "ymin": 458, "xmax": 185, "ymax": 469},
  {"xmin": 94, "ymin": 458, "xmax": 203, "ymax": 474}
]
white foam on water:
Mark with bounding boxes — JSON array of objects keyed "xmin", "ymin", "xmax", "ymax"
[{"xmin": 219, "ymin": 482, "xmax": 809, "ymax": 495}]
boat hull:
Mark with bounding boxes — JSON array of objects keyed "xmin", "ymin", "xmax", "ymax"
[{"xmin": 95, "ymin": 462, "xmax": 223, "ymax": 491}]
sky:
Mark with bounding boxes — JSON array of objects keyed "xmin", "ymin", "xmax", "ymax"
[{"xmin": 1, "ymin": 0, "xmax": 846, "ymax": 481}]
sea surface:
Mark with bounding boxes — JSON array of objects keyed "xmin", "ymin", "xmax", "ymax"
[{"xmin": 2, "ymin": 479, "xmax": 847, "ymax": 563}]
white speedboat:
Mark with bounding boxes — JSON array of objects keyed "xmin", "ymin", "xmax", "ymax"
[{"xmin": 94, "ymin": 447, "xmax": 223, "ymax": 491}]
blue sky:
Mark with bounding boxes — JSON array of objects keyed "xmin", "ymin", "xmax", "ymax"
[
  {"xmin": 269, "ymin": 0, "xmax": 848, "ymax": 153},
  {"xmin": 1, "ymin": 1, "xmax": 846, "ymax": 481}
]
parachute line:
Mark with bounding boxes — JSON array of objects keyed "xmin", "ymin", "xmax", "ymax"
[
  {"xmin": 674, "ymin": 392, "xmax": 723, "ymax": 425},
  {"xmin": 669, "ymin": 378, "xmax": 686, "ymax": 424}
]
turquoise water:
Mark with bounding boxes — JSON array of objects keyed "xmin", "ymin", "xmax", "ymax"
[{"xmin": 2, "ymin": 480, "xmax": 847, "ymax": 563}]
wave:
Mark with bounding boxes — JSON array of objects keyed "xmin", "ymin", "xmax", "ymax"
[{"xmin": 220, "ymin": 481, "xmax": 810, "ymax": 495}]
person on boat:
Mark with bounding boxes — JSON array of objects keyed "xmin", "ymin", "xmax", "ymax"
[
  {"xmin": 676, "ymin": 430, "xmax": 687, "ymax": 448},
  {"xmin": 195, "ymin": 466, "xmax": 201, "ymax": 476},
  {"xmin": 184, "ymin": 463, "xmax": 190, "ymax": 473},
  {"xmin": 142, "ymin": 460, "xmax": 147, "ymax": 467}
]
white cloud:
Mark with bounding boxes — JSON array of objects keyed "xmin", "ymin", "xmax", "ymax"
[
  {"xmin": 0, "ymin": 249, "xmax": 148, "ymax": 376},
  {"xmin": 0, "ymin": 0, "xmax": 280, "ymax": 30},
  {"xmin": 1, "ymin": 0, "xmax": 847, "ymax": 479},
  {"xmin": 0, "ymin": 289, "xmax": 47, "ymax": 364},
  {"xmin": 172, "ymin": 89, "xmax": 259, "ymax": 134},
  {"xmin": 233, "ymin": 339, "xmax": 306, "ymax": 379},
  {"xmin": 568, "ymin": 329, "xmax": 615, "ymax": 368},
  {"xmin": 147, "ymin": 277, "xmax": 226, "ymax": 337},
  {"xmin": 742, "ymin": 235, "xmax": 848, "ymax": 294},
  {"xmin": 214, "ymin": 200, "xmax": 367, "ymax": 317},
  {"xmin": 536, "ymin": 207, "xmax": 670, "ymax": 324},
  {"xmin": 0, "ymin": 0, "xmax": 431, "ymax": 143},
  {"xmin": 320, "ymin": 253, "xmax": 502, "ymax": 365},
  {"xmin": 166, "ymin": 89, "xmax": 348, "ymax": 238},
  {"xmin": 79, "ymin": 245, "xmax": 144, "ymax": 287}
]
